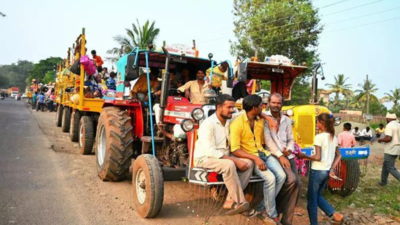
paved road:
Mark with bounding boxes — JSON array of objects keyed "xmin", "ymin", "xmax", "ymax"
[{"xmin": 0, "ymin": 99, "xmax": 85, "ymax": 225}]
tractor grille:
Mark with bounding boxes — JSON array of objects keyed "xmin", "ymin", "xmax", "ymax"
[{"xmin": 297, "ymin": 115, "xmax": 314, "ymax": 145}]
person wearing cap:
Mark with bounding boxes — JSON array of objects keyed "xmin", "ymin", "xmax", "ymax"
[{"xmin": 378, "ymin": 113, "xmax": 400, "ymax": 186}]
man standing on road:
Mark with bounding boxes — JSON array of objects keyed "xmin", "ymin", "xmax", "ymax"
[
  {"xmin": 378, "ymin": 113, "xmax": 400, "ymax": 186},
  {"xmin": 264, "ymin": 93, "xmax": 301, "ymax": 225},
  {"xmin": 230, "ymin": 95, "xmax": 286, "ymax": 224},
  {"xmin": 37, "ymin": 92, "xmax": 45, "ymax": 112},
  {"xmin": 194, "ymin": 94, "xmax": 254, "ymax": 215},
  {"xmin": 32, "ymin": 92, "xmax": 38, "ymax": 110}
]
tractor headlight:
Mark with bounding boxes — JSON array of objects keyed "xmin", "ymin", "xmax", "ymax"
[
  {"xmin": 191, "ymin": 108, "xmax": 205, "ymax": 121},
  {"xmin": 180, "ymin": 119, "xmax": 194, "ymax": 132},
  {"xmin": 334, "ymin": 117, "xmax": 341, "ymax": 126},
  {"xmin": 286, "ymin": 109, "xmax": 294, "ymax": 116}
]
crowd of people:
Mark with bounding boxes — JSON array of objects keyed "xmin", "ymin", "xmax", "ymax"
[
  {"xmin": 193, "ymin": 93, "xmax": 400, "ymax": 225},
  {"xmin": 31, "ymin": 88, "xmax": 55, "ymax": 112}
]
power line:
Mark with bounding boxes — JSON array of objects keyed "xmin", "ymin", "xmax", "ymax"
[
  {"xmin": 179, "ymin": 0, "xmax": 350, "ymax": 42},
  {"xmin": 326, "ymin": 15, "xmax": 400, "ymax": 33},
  {"xmin": 323, "ymin": 0, "xmax": 383, "ymax": 16},
  {"xmin": 327, "ymin": 6, "xmax": 400, "ymax": 25}
]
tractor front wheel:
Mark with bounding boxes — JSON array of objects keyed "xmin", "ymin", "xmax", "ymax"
[{"xmin": 132, "ymin": 154, "xmax": 164, "ymax": 218}]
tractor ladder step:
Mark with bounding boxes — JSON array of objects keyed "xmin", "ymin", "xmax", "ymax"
[{"xmin": 140, "ymin": 136, "xmax": 164, "ymax": 154}]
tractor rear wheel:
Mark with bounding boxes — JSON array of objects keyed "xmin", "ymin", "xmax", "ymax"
[
  {"xmin": 79, "ymin": 116, "xmax": 94, "ymax": 155},
  {"xmin": 56, "ymin": 104, "xmax": 63, "ymax": 127},
  {"xmin": 96, "ymin": 107, "xmax": 133, "ymax": 181},
  {"xmin": 132, "ymin": 154, "xmax": 164, "ymax": 218},
  {"xmin": 61, "ymin": 107, "xmax": 71, "ymax": 133},
  {"xmin": 328, "ymin": 160, "xmax": 360, "ymax": 197},
  {"xmin": 69, "ymin": 110, "xmax": 80, "ymax": 142}
]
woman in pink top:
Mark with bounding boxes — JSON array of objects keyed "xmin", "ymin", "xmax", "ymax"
[{"xmin": 337, "ymin": 123, "xmax": 356, "ymax": 148}]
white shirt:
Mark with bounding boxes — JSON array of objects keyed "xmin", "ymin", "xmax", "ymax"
[
  {"xmin": 350, "ymin": 129, "xmax": 361, "ymax": 137},
  {"xmin": 384, "ymin": 121, "xmax": 400, "ymax": 155},
  {"xmin": 311, "ymin": 133, "xmax": 338, "ymax": 171},
  {"xmin": 360, "ymin": 129, "xmax": 372, "ymax": 137},
  {"xmin": 194, "ymin": 112, "xmax": 242, "ymax": 166},
  {"xmin": 265, "ymin": 111, "xmax": 295, "ymax": 159}
]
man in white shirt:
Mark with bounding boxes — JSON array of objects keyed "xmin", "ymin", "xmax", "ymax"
[
  {"xmin": 178, "ymin": 70, "xmax": 208, "ymax": 104},
  {"xmin": 194, "ymin": 94, "xmax": 254, "ymax": 215},
  {"xmin": 360, "ymin": 126, "xmax": 375, "ymax": 144},
  {"xmin": 378, "ymin": 113, "xmax": 400, "ymax": 186},
  {"xmin": 264, "ymin": 93, "xmax": 300, "ymax": 225}
]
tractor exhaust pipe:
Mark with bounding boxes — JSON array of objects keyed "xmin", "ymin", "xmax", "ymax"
[
  {"xmin": 310, "ymin": 62, "xmax": 321, "ymax": 105},
  {"xmin": 159, "ymin": 47, "xmax": 171, "ymax": 123}
]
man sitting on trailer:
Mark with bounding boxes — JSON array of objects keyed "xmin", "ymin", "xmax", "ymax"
[
  {"xmin": 230, "ymin": 95, "xmax": 286, "ymax": 224},
  {"xmin": 177, "ymin": 70, "xmax": 208, "ymax": 104},
  {"xmin": 194, "ymin": 94, "xmax": 254, "ymax": 216},
  {"xmin": 130, "ymin": 67, "xmax": 160, "ymax": 101}
]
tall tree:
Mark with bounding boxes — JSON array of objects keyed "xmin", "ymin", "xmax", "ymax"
[
  {"xmin": 107, "ymin": 19, "xmax": 160, "ymax": 56},
  {"xmin": 381, "ymin": 88, "xmax": 400, "ymax": 110},
  {"xmin": 27, "ymin": 57, "xmax": 62, "ymax": 85},
  {"xmin": 355, "ymin": 76, "xmax": 378, "ymax": 114},
  {"xmin": 325, "ymin": 74, "xmax": 352, "ymax": 108},
  {"xmin": 231, "ymin": 0, "xmax": 321, "ymax": 65},
  {"xmin": 231, "ymin": 0, "xmax": 321, "ymax": 105},
  {"xmin": 0, "ymin": 60, "xmax": 34, "ymax": 90}
]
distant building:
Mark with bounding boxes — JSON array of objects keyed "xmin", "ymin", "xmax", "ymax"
[
  {"xmin": 339, "ymin": 110, "xmax": 363, "ymax": 116},
  {"xmin": 319, "ymin": 89, "xmax": 331, "ymax": 105}
]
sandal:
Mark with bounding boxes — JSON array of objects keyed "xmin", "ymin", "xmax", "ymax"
[{"xmin": 226, "ymin": 202, "xmax": 249, "ymax": 215}]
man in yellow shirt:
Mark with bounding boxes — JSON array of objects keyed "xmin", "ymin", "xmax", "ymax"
[
  {"xmin": 130, "ymin": 68, "xmax": 160, "ymax": 100},
  {"xmin": 376, "ymin": 123, "xmax": 386, "ymax": 139},
  {"xmin": 206, "ymin": 62, "xmax": 228, "ymax": 93},
  {"xmin": 230, "ymin": 95, "xmax": 286, "ymax": 224}
]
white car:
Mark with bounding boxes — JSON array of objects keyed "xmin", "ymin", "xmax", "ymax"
[{"xmin": 22, "ymin": 93, "xmax": 27, "ymax": 98}]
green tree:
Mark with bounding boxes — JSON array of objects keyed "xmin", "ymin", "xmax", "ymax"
[
  {"xmin": 369, "ymin": 99, "xmax": 387, "ymax": 116},
  {"xmin": 231, "ymin": 0, "xmax": 321, "ymax": 105},
  {"xmin": 27, "ymin": 57, "xmax": 62, "ymax": 85},
  {"xmin": 43, "ymin": 71, "xmax": 56, "ymax": 84},
  {"xmin": 355, "ymin": 76, "xmax": 378, "ymax": 114},
  {"xmin": 231, "ymin": 0, "xmax": 321, "ymax": 66},
  {"xmin": 325, "ymin": 74, "xmax": 352, "ymax": 108},
  {"xmin": 0, "ymin": 60, "xmax": 34, "ymax": 90},
  {"xmin": 381, "ymin": 88, "xmax": 400, "ymax": 110},
  {"xmin": 107, "ymin": 19, "xmax": 160, "ymax": 56}
]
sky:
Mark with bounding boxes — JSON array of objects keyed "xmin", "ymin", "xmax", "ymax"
[{"xmin": 1, "ymin": 0, "xmax": 399, "ymax": 107}]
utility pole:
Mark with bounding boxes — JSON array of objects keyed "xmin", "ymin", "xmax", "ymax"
[{"xmin": 366, "ymin": 74, "xmax": 370, "ymax": 116}]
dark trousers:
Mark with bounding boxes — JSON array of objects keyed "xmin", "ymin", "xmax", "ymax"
[
  {"xmin": 381, "ymin": 153, "xmax": 400, "ymax": 185},
  {"xmin": 32, "ymin": 100, "xmax": 36, "ymax": 109},
  {"xmin": 37, "ymin": 102, "xmax": 45, "ymax": 112},
  {"xmin": 307, "ymin": 169, "xmax": 335, "ymax": 225},
  {"xmin": 48, "ymin": 101, "xmax": 54, "ymax": 112},
  {"xmin": 276, "ymin": 158, "xmax": 301, "ymax": 225}
]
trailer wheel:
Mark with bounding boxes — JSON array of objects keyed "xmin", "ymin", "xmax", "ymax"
[
  {"xmin": 79, "ymin": 116, "xmax": 94, "ymax": 155},
  {"xmin": 69, "ymin": 110, "xmax": 80, "ymax": 142},
  {"xmin": 328, "ymin": 160, "xmax": 360, "ymax": 197},
  {"xmin": 96, "ymin": 107, "xmax": 133, "ymax": 181},
  {"xmin": 132, "ymin": 154, "xmax": 164, "ymax": 218},
  {"xmin": 61, "ymin": 107, "xmax": 71, "ymax": 132},
  {"xmin": 56, "ymin": 104, "xmax": 63, "ymax": 127}
]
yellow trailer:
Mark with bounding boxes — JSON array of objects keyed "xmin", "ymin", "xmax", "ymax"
[{"xmin": 56, "ymin": 28, "xmax": 104, "ymax": 155}]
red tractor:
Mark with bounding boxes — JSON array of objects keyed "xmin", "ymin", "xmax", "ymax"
[{"xmin": 95, "ymin": 47, "xmax": 251, "ymax": 218}]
